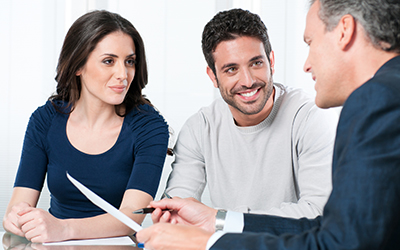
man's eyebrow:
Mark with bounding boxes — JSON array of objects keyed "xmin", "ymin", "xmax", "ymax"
[
  {"xmin": 249, "ymin": 55, "xmax": 265, "ymax": 62},
  {"xmin": 221, "ymin": 62, "xmax": 238, "ymax": 71},
  {"xmin": 220, "ymin": 55, "xmax": 266, "ymax": 71}
]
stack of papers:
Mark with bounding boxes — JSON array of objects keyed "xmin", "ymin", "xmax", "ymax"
[{"xmin": 43, "ymin": 236, "xmax": 136, "ymax": 246}]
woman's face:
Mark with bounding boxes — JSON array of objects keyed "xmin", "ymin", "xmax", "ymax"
[{"xmin": 76, "ymin": 31, "xmax": 136, "ymax": 106}]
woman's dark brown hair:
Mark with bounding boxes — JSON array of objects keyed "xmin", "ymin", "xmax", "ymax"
[{"xmin": 50, "ymin": 10, "xmax": 150, "ymax": 116}]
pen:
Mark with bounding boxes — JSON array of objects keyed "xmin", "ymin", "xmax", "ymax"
[
  {"xmin": 162, "ymin": 191, "xmax": 172, "ymax": 199},
  {"xmin": 132, "ymin": 207, "xmax": 157, "ymax": 214},
  {"xmin": 132, "ymin": 207, "xmax": 172, "ymax": 214},
  {"xmin": 132, "ymin": 192, "xmax": 172, "ymax": 214}
]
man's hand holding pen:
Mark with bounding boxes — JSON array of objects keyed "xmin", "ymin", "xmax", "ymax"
[
  {"xmin": 148, "ymin": 197, "xmax": 217, "ymax": 233},
  {"xmin": 133, "ymin": 195, "xmax": 218, "ymax": 233},
  {"xmin": 132, "ymin": 192, "xmax": 172, "ymax": 214},
  {"xmin": 136, "ymin": 197, "xmax": 216, "ymax": 250}
]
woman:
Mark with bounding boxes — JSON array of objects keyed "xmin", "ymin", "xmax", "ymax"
[{"xmin": 2, "ymin": 10, "xmax": 169, "ymax": 243}]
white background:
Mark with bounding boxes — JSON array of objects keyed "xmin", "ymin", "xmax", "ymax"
[{"xmin": 0, "ymin": 0, "xmax": 323, "ymax": 228}]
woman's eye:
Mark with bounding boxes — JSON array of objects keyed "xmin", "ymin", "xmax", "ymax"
[
  {"xmin": 103, "ymin": 59, "xmax": 114, "ymax": 65},
  {"xmin": 126, "ymin": 59, "xmax": 136, "ymax": 66}
]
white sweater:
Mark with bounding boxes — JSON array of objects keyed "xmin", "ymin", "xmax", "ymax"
[{"xmin": 166, "ymin": 83, "xmax": 338, "ymax": 218}]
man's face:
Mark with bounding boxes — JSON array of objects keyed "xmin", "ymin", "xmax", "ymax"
[
  {"xmin": 208, "ymin": 36, "xmax": 274, "ymax": 123},
  {"xmin": 303, "ymin": 0, "xmax": 346, "ymax": 108}
]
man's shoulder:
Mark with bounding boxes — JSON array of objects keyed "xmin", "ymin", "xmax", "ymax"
[
  {"xmin": 275, "ymin": 83, "xmax": 338, "ymax": 127},
  {"xmin": 347, "ymin": 56, "xmax": 400, "ymax": 107},
  {"xmin": 274, "ymin": 83, "xmax": 317, "ymax": 118},
  {"xmin": 200, "ymin": 98, "xmax": 228, "ymax": 113},
  {"xmin": 187, "ymin": 98, "xmax": 229, "ymax": 124},
  {"xmin": 276, "ymin": 83, "xmax": 314, "ymax": 107}
]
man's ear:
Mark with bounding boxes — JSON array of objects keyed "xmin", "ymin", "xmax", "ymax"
[
  {"xmin": 337, "ymin": 14, "xmax": 356, "ymax": 50},
  {"xmin": 206, "ymin": 66, "xmax": 219, "ymax": 88},
  {"xmin": 269, "ymin": 50, "xmax": 275, "ymax": 75}
]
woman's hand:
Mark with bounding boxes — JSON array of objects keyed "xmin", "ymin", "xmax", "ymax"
[
  {"xmin": 17, "ymin": 207, "xmax": 71, "ymax": 243},
  {"xmin": 3, "ymin": 202, "xmax": 31, "ymax": 237}
]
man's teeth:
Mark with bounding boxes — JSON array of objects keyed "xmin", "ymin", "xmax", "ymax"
[{"xmin": 240, "ymin": 89, "xmax": 258, "ymax": 97}]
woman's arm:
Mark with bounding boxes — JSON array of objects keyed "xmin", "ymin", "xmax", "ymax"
[
  {"xmin": 3, "ymin": 187, "xmax": 40, "ymax": 237},
  {"xmin": 16, "ymin": 189, "xmax": 152, "ymax": 243}
]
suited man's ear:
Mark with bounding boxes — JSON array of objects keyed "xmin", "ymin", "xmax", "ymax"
[{"xmin": 337, "ymin": 14, "xmax": 356, "ymax": 50}]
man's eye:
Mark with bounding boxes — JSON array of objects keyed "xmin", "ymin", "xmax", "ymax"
[
  {"xmin": 226, "ymin": 67, "xmax": 236, "ymax": 73},
  {"xmin": 253, "ymin": 61, "xmax": 263, "ymax": 66}
]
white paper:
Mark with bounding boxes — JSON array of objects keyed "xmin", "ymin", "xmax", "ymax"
[
  {"xmin": 66, "ymin": 173, "xmax": 143, "ymax": 232},
  {"xmin": 43, "ymin": 236, "xmax": 135, "ymax": 246}
]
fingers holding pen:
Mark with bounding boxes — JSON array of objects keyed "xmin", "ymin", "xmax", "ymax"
[
  {"xmin": 149, "ymin": 196, "xmax": 184, "ymax": 211},
  {"xmin": 151, "ymin": 207, "xmax": 172, "ymax": 223}
]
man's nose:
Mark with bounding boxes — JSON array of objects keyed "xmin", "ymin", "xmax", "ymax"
[
  {"xmin": 303, "ymin": 56, "xmax": 312, "ymax": 73},
  {"xmin": 240, "ymin": 68, "xmax": 256, "ymax": 88}
]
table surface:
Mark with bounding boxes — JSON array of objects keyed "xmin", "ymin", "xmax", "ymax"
[{"xmin": 2, "ymin": 232, "xmax": 141, "ymax": 250}]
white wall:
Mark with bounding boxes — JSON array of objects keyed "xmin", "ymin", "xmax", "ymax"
[{"xmin": 0, "ymin": 0, "xmax": 316, "ymax": 228}]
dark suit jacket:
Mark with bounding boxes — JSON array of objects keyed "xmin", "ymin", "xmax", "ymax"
[{"xmin": 211, "ymin": 56, "xmax": 400, "ymax": 250}]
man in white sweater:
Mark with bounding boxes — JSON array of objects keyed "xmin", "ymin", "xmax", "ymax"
[{"xmin": 165, "ymin": 8, "xmax": 337, "ymax": 218}]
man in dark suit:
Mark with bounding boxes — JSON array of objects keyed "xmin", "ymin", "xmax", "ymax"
[{"xmin": 136, "ymin": 0, "xmax": 400, "ymax": 249}]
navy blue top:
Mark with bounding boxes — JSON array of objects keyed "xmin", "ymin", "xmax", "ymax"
[{"xmin": 14, "ymin": 100, "xmax": 169, "ymax": 219}]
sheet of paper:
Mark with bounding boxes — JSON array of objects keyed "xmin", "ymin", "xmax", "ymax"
[
  {"xmin": 66, "ymin": 172, "xmax": 143, "ymax": 232},
  {"xmin": 43, "ymin": 236, "xmax": 135, "ymax": 246}
]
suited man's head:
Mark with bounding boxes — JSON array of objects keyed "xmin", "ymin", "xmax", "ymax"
[{"xmin": 303, "ymin": 0, "xmax": 400, "ymax": 109}]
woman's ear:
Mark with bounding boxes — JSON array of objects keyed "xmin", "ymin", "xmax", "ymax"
[{"xmin": 75, "ymin": 68, "xmax": 82, "ymax": 76}]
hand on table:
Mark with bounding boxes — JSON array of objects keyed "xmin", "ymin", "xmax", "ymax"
[
  {"xmin": 3, "ymin": 202, "xmax": 31, "ymax": 237},
  {"xmin": 17, "ymin": 207, "xmax": 70, "ymax": 243},
  {"xmin": 136, "ymin": 222, "xmax": 212, "ymax": 250}
]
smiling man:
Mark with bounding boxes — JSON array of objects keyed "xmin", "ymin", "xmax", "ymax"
[
  {"xmin": 165, "ymin": 8, "xmax": 338, "ymax": 218},
  {"xmin": 137, "ymin": 0, "xmax": 400, "ymax": 249}
]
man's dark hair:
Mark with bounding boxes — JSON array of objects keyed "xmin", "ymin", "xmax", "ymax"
[
  {"xmin": 202, "ymin": 8, "xmax": 272, "ymax": 75},
  {"xmin": 310, "ymin": 0, "xmax": 400, "ymax": 53}
]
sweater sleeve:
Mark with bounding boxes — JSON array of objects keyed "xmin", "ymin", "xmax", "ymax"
[
  {"xmin": 265, "ymin": 103, "xmax": 337, "ymax": 218},
  {"xmin": 165, "ymin": 113, "xmax": 207, "ymax": 201}
]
